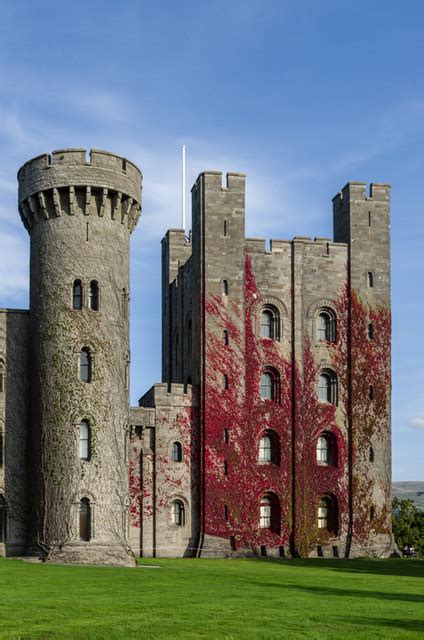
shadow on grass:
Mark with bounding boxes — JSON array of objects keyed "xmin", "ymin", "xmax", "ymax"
[
  {"xmin": 260, "ymin": 584, "xmax": 424, "ymax": 604},
  {"xmin": 256, "ymin": 557, "xmax": 424, "ymax": 578},
  {"xmin": 338, "ymin": 616, "xmax": 424, "ymax": 633}
]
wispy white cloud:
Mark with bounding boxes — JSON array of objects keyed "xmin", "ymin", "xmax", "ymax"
[{"xmin": 407, "ymin": 417, "xmax": 424, "ymax": 431}]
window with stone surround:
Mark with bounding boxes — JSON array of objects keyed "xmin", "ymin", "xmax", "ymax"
[
  {"xmin": 318, "ymin": 369, "xmax": 338, "ymax": 405},
  {"xmin": 89, "ymin": 280, "xmax": 99, "ymax": 311},
  {"xmin": 260, "ymin": 368, "xmax": 280, "ymax": 402},
  {"xmin": 79, "ymin": 498, "xmax": 91, "ymax": 541},
  {"xmin": 171, "ymin": 500, "xmax": 185, "ymax": 526},
  {"xmin": 318, "ymin": 495, "xmax": 338, "ymax": 534},
  {"xmin": 73, "ymin": 279, "xmax": 83, "ymax": 310},
  {"xmin": 260, "ymin": 305, "xmax": 280, "ymax": 340},
  {"xmin": 79, "ymin": 348, "xmax": 92, "ymax": 383},
  {"xmin": 79, "ymin": 420, "xmax": 90, "ymax": 460},
  {"xmin": 316, "ymin": 310, "xmax": 336, "ymax": 342},
  {"xmin": 172, "ymin": 441, "xmax": 183, "ymax": 463}
]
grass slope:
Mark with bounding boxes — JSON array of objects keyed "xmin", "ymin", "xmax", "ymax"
[{"xmin": 0, "ymin": 558, "xmax": 423, "ymax": 639}]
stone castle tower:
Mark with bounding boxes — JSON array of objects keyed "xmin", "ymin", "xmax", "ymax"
[
  {"xmin": 17, "ymin": 149, "xmax": 141, "ymax": 565},
  {"xmin": 0, "ymin": 149, "xmax": 396, "ymax": 564}
]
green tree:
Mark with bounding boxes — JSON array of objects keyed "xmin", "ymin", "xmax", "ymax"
[{"xmin": 392, "ymin": 498, "xmax": 424, "ymax": 555}]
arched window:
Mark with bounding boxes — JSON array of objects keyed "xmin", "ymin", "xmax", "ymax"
[
  {"xmin": 172, "ymin": 441, "xmax": 183, "ymax": 462},
  {"xmin": 316, "ymin": 310, "xmax": 336, "ymax": 342},
  {"xmin": 73, "ymin": 280, "xmax": 83, "ymax": 310},
  {"xmin": 89, "ymin": 280, "xmax": 99, "ymax": 311},
  {"xmin": 317, "ymin": 495, "xmax": 338, "ymax": 534},
  {"xmin": 259, "ymin": 493, "xmax": 280, "ymax": 532},
  {"xmin": 79, "ymin": 498, "xmax": 91, "ymax": 541},
  {"xmin": 79, "ymin": 420, "xmax": 90, "ymax": 460},
  {"xmin": 79, "ymin": 348, "xmax": 92, "ymax": 383},
  {"xmin": 259, "ymin": 436, "xmax": 271, "ymax": 463},
  {"xmin": 367, "ymin": 272, "xmax": 374, "ymax": 288},
  {"xmin": 223, "ymin": 330, "xmax": 229, "ymax": 346},
  {"xmin": 0, "ymin": 495, "xmax": 6, "ymax": 543},
  {"xmin": 260, "ymin": 306, "xmax": 280, "ymax": 340},
  {"xmin": 260, "ymin": 369, "xmax": 279, "ymax": 401},
  {"xmin": 259, "ymin": 496, "xmax": 271, "ymax": 528},
  {"xmin": 316, "ymin": 432, "xmax": 336, "ymax": 466},
  {"xmin": 318, "ymin": 370, "xmax": 338, "ymax": 405},
  {"xmin": 222, "ymin": 280, "xmax": 229, "ymax": 296},
  {"xmin": 258, "ymin": 430, "xmax": 279, "ymax": 465},
  {"xmin": 171, "ymin": 500, "xmax": 185, "ymax": 526}
]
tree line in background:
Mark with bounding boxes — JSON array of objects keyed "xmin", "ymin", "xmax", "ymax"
[{"xmin": 392, "ymin": 498, "xmax": 424, "ymax": 556}]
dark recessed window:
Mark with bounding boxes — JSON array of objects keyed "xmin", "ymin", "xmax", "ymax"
[
  {"xmin": 222, "ymin": 280, "xmax": 229, "ymax": 296},
  {"xmin": 79, "ymin": 348, "xmax": 92, "ymax": 383},
  {"xmin": 367, "ymin": 272, "xmax": 374, "ymax": 288},
  {"xmin": 89, "ymin": 281, "xmax": 99, "ymax": 311},
  {"xmin": 318, "ymin": 495, "xmax": 338, "ymax": 534},
  {"xmin": 79, "ymin": 498, "xmax": 91, "ymax": 541},
  {"xmin": 368, "ymin": 323, "xmax": 374, "ymax": 340},
  {"xmin": 73, "ymin": 280, "xmax": 83, "ymax": 310},
  {"xmin": 223, "ymin": 330, "xmax": 229, "ymax": 346},
  {"xmin": 172, "ymin": 441, "xmax": 183, "ymax": 463}
]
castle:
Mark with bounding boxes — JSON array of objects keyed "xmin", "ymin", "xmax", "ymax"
[{"xmin": 0, "ymin": 149, "xmax": 397, "ymax": 565}]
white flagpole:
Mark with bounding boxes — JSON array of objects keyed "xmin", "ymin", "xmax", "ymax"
[{"xmin": 182, "ymin": 144, "xmax": 186, "ymax": 231}]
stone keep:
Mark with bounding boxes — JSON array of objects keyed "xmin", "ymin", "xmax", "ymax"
[
  {"xmin": 17, "ymin": 149, "xmax": 141, "ymax": 565},
  {"xmin": 0, "ymin": 148, "xmax": 396, "ymax": 563}
]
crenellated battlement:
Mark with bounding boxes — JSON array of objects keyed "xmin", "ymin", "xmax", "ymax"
[
  {"xmin": 17, "ymin": 148, "xmax": 142, "ymax": 233},
  {"xmin": 332, "ymin": 181, "xmax": 391, "ymax": 207},
  {"xmin": 191, "ymin": 171, "xmax": 246, "ymax": 195}
]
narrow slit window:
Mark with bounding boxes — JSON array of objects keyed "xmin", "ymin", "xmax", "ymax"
[
  {"xmin": 223, "ymin": 428, "xmax": 229, "ymax": 444},
  {"xmin": 368, "ymin": 323, "xmax": 374, "ymax": 340},
  {"xmin": 79, "ymin": 420, "xmax": 90, "ymax": 460},
  {"xmin": 223, "ymin": 220, "xmax": 227, "ymax": 236},
  {"xmin": 223, "ymin": 330, "xmax": 229, "ymax": 346},
  {"xmin": 367, "ymin": 272, "xmax": 374, "ymax": 288},
  {"xmin": 222, "ymin": 280, "xmax": 229, "ymax": 296},
  {"xmin": 79, "ymin": 348, "xmax": 92, "ymax": 383},
  {"xmin": 223, "ymin": 374, "xmax": 229, "ymax": 390},
  {"xmin": 369, "ymin": 385, "xmax": 375, "ymax": 400},
  {"xmin": 89, "ymin": 281, "xmax": 99, "ymax": 311},
  {"xmin": 73, "ymin": 280, "xmax": 83, "ymax": 310},
  {"xmin": 79, "ymin": 498, "xmax": 91, "ymax": 541}
]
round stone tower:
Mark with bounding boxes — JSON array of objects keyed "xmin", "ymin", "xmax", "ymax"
[{"xmin": 18, "ymin": 149, "xmax": 142, "ymax": 566}]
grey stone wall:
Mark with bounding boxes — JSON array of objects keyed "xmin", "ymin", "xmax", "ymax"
[{"xmin": 0, "ymin": 310, "xmax": 29, "ymax": 556}]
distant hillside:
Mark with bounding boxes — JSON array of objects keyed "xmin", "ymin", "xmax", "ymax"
[{"xmin": 392, "ymin": 482, "xmax": 424, "ymax": 510}]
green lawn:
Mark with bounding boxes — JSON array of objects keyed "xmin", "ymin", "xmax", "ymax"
[{"xmin": 0, "ymin": 557, "xmax": 423, "ymax": 639}]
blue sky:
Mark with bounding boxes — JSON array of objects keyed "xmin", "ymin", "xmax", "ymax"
[{"xmin": 0, "ymin": 1, "xmax": 423, "ymax": 480}]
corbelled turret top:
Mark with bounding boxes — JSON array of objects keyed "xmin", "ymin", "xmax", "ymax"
[{"xmin": 17, "ymin": 148, "xmax": 142, "ymax": 232}]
